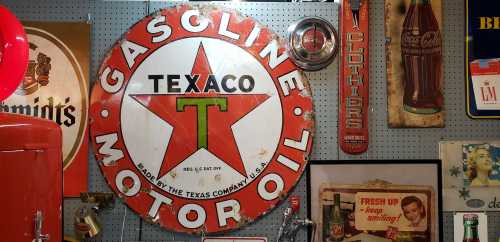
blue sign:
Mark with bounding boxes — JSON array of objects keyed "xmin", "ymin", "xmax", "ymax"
[{"xmin": 466, "ymin": 0, "xmax": 500, "ymax": 118}]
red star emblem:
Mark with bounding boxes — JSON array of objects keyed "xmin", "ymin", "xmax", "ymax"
[{"xmin": 131, "ymin": 42, "xmax": 269, "ymax": 178}]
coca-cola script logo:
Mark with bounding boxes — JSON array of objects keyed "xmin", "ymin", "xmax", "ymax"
[
  {"xmin": 421, "ymin": 31, "xmax": 441, "ymax": 49},
  {"xmin": 90, "ymin": 5, "xmax": 314, "ymax": 234},
  {"xmin": 401, "ymin": 31, "xmax": 441, "ymax": 50}
]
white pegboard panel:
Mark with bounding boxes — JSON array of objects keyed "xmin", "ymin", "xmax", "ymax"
[
  {"xmin": 2, "ymin": 0, "xmax": 500, "ymax": 241},
  {"xmin": 89, "ymin": 1, "xmax": 148, "ymax": 83},
  {"xmin": 86, "ymin": 3, "xmax": 148, "ymax": 240},
  {"xmin": 65, "ymin": 201, "xmax": 141, "ymax": 242},
  {"xmin": 63, "ymin": 198, "xmax": 82, "ymax": 236},
  {"xmin": 488, "ymin": 212, "xmax": 500, "ymax": 241},
  {"xmin": 0, "ymin": 0, "xmax": 89, "ymax": 21},
  {"xmin": 0, "ymin": 1, "xmax": 144, "ymax": 240},
  {"xmin": 442, "ymin": 212, "xmax": 453, "ymax": 241},
  {"xmin": 340, "ymin": 0, "xmax": 500, "ymax": 160}
]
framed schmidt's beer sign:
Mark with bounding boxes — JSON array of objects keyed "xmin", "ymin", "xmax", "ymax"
[
  {"xmin": 0, "ymin": 21, "xmax": 89, "ymax": 197},
  {"xmin": 466, "ymin": 0, "xmax": 500, "ymax": 118},
  {"xmin": 307, "ymin": 161, "xmax": 441, "ymax": 242}
]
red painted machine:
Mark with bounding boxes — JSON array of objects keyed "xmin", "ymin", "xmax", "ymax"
[{"xmin": 0, "ymin": 113, "xmax": 62, "ymax": 242}]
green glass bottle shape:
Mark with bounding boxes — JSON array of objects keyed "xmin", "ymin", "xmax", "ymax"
[
  {"xmin": 463, "ymin": 214, "xmax": 480, "ymax": 242},
  {"xmin": 328, "ymin": 193, "xmax": 344, "ymax": 242},
  {"xmin": 322, "ymin": 192, "xmax": 334, "ymax": 242}
]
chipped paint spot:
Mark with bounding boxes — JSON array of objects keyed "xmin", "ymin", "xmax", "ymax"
[
  {"xmin": 300, "ymin": 88, "xmax": 312, "ymax": 97},
  {"xmin": 303, "ymin": 111, "xmax": 314, "ymax": 121},
  {"xmin": 237, "ymin": 215, "xmax": 251, "ymax": 227},
  {"xmin": 140, "ymin": 187, "xmax": 151, "ymax": 193},
  {"xmin": 258, "ymin": 148, "xmax": 267, "ymax": 156},
  {"xmin": 169, "ymin": 170, "xmax": 177, "ymax": 179},
  {"xmin": 214, "ymin": 174, "xmax": 222, "ymax": 182},
  {"xmin": 144, "ymin": 215, "xmax": 157, "ymax": 224},
  {"xmin": 122, "ymin": 185, "xmax": 130, "ymax": 194},
  {"xmin": 101, "ymin": 158, "xmax": 116, "ymax": 166}
]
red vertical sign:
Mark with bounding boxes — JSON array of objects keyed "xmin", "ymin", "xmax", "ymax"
[{"xmin": 339, "ymin": 0, "xmax": 369, "ymax": 154}]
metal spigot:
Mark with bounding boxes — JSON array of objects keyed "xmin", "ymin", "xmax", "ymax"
[
  {"xmin": 276, "ymin": 196, "xmax": 316, "ymax": 242},
  {"xmin": 34, "ymin": 210, "xmax": 50, "ymax": 242}
]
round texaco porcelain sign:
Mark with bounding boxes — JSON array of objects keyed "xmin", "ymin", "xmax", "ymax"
[{"xmin": 90, "ymin": 5, "xmax": 314, "ymax": 234}]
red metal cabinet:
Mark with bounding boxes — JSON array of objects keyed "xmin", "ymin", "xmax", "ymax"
[{"xmin": 0, "ymin": 113, "xmax": 62, "ymax": 242}]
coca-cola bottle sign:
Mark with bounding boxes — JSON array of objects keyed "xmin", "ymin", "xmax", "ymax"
[{"xmin": 401, "ymin": 0, "xmax": 443, "ymax": 115}]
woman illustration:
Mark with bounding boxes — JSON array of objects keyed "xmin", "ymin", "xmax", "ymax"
[
  {"xmin": 401, "ymin": 196, "xmax": 426, "ymax": 229},
  {"xmin": 466, "ymin": 145, "xmax": 500, "ymax": 186}
]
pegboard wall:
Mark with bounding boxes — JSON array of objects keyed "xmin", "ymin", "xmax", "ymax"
[{"xmin": 1, "ymin": 0, "xmax": 499, "ymax": 241}]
